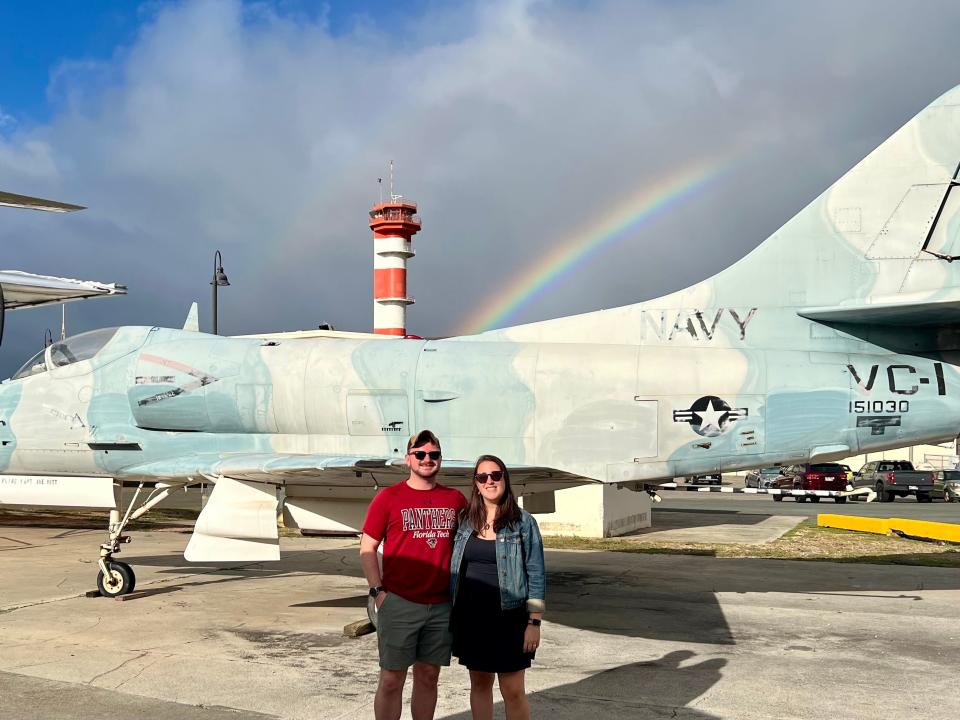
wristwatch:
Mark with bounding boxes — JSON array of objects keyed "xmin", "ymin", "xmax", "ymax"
[
  {"xmin": 369, "ymin": 586, "xmax": 384, "ymax": 598},
  {"xmin": 527, "ymin": 618, "xmax": 541, "ymax": 626}
]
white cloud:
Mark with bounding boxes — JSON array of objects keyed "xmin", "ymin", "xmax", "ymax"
[{"xmin": 2, "ymin": 0, "xmax": 960, "ymax": 371}]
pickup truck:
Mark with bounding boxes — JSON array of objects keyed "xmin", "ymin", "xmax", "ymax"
[{"xmin": 853, "ymin": 460, "xmax": 935, "ymax": 502}]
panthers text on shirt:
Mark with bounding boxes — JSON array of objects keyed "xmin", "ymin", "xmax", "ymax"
[{"xmin": 401, "ymin": 507, "xmax": 457, "ymax": 533}]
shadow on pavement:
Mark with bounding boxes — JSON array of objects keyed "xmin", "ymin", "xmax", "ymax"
[
  {"xmin": 122, "ymin": 544, "xmax": 960, "ymax": 646},
  {"xmin": 545, "ymin": 566, "xmax": 734, "ymax": 644},
  {"xmin": 441, "ymin": 650, "xmax": 724, "ymax": 720},
  {"xmin": 126, "ymin": 548, "xmax": 738, "ymax": 645},
  {"xmin": 290, "ymin": 594, "xmax": 368, "ymax": 608}
]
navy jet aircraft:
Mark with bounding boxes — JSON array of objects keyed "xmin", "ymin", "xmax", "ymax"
[{"xmin": 4, "ymin": 86, "xmax": 960, "ymax": 597}]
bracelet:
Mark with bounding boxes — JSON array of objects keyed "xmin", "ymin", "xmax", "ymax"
[{"xmin": 527, "ymin": 619, "xmax": 541, "ymax": 626}]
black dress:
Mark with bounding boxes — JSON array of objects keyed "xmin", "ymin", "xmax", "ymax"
[{"xmin": 451, "ymin": 533, "xmax": 535, "ymax": 673}]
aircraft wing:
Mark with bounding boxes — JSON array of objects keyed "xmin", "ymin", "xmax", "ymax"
[
  {"xmin": 121, "ymin": 451, "xmax": 587, "ymax": 492},
  {"xmin": 0, "ymin": 270, "xmax": 127, "ymax": 310},
  {"xmin": 119, "ymin": 452, "xmax": 591, "ymax": 562},
  {"xmin": 0, "ymin": 190, "xmax": 85, "ymax": 212}
]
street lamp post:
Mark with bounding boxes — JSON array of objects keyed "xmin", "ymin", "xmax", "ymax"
[{"xmin": 211, "ymin": 250, "xmax": 230, "ymax": 335}]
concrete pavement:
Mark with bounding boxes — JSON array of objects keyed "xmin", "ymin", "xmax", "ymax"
[
  {"xmin": 1, "ymin": 524, "xmax": 958, "ymax": 719},
  {"xmin": 630, "ymin": 511, "xmax": 804, "ymax": 544}
]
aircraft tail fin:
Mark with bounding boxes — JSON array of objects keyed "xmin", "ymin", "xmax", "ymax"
[
  {"xmin": 183, "ymin": 302, "xmax": 199, "ymax": 332},
  {"xmin": 483, "ymin": 84, "xmax": 960, "ymax": 346}
]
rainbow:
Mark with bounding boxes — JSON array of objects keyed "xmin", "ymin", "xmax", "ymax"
[{"xmin": 457, "ymin": 157, "xmax": 730, "ymax": 335}]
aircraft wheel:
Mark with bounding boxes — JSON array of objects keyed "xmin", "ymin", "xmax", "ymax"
[
  {"xmin": 97, "ymin": 561, "xmax": 136, "ymax": 597},
  {"xmin": 118, "ymin": 562, "xmax": 136, "ymax": 593}
]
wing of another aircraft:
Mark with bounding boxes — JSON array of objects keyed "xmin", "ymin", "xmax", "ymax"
[
  {"xmin": 0, "ymin": 190, "xmax": 85, "ymax": 212},
  {"xmin": 0, "ymin": 270, "xmax": 126, "ymax": 309},
  {"xmin": 120, "ymin": 451, "xmax": 591, "ymax": 562}
]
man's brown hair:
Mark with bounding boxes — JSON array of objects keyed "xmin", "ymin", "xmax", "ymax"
[{"xmin": 407, "ymin": 429, "xmax": 441, "ymax": 452}]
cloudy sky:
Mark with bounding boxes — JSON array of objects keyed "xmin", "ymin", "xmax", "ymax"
[{"xmin": 2, "ymin": 0, "xmax": 960, "ymax": 375}]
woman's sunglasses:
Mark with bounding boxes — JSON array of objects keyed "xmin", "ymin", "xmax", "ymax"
[
  {"xmin": 475, "ymin": 471, "xmax": 505, "ymax": 483},
  {"xmin": 408, "ymin": 450, "xmax": 441, "ymax": 460}
]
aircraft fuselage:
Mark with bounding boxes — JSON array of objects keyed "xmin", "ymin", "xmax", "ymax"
[{"xmin": 1, "ymin": 326, "xmax": 958, "ymax": 488}]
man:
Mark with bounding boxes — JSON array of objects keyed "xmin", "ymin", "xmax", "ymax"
[{"xmin": 360, "ymin": 430, "xmax": 468, "ymax": 720}]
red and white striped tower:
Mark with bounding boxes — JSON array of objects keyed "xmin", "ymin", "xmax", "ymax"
[{"xmin": 369, "ymin": 191, "xmax": 421, "ymax": 336}]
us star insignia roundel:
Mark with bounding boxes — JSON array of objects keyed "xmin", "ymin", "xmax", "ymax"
[{"xmin": 673, "ymin": 396, "xmax": 748, "ymax": 437}]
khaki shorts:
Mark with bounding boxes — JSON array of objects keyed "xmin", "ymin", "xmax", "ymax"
[{"xmin": 376, "ymin": 592, "xmax": 453, "ymax": 670}]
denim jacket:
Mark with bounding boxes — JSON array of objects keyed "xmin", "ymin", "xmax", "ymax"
[{"xmin": 450, "ymin": 509, "xmax": 546, "ymax": 613}]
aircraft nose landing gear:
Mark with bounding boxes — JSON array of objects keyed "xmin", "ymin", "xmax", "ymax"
[
  {"xmin": 97, "ymin": 511, "xmax": 136, "ymax": 597},
  {"xmin": 93, "ymin": 481, "xmax": 186, "ymax": 597}
]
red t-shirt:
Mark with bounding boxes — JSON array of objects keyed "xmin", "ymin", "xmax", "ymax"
[{"xmin": 362, "ymin": 480, "xmax": 468, "ymax": 604}]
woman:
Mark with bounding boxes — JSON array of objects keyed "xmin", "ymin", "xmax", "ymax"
[{"xmin": 450, "ymin": 454, "xmax": 546, "ymax": 720}]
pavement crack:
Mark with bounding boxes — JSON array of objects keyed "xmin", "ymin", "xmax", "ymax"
[
  {"xmin": 329, "ymin": 698, "xmax": 374, "ymax": 720},
  {"xmin": 0, "ymin": 591, "xmax": 96, "ymax": 614},
  {"xmin": 112, "ymin": 655, "xmax": 161, "ymax": 690},
  {"xmin": 87, "ymin": 651, "xmax": 148, "ymax": 685},
  {"xmin": 7, "ymin": 658, "xmax": 69, "ymax": 671},
  {"xmin": 540, "ymin": 689, "xmax": 686, "ymax": 711}
]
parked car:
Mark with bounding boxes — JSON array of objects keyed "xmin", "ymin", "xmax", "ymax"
[
  {"xmin": 933, "ymin": 470, "xmax": 960, "ymax": 502},
  {"xmin": 745, "ymin": 466, "xmax": 783, "ymax": 489},
  {"xmin": 685, "ymin": 473, "xmax": 722, "ymax": 485},
  {"xmin": 771, "ymin": 463, "xmax": 850, "ymax": 503},
  {"xmin": 853, "ymin": 460, "xmax": 935, "ymax": 502}
]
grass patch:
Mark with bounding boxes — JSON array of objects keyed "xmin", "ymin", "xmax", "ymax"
[{"xmin": 543, "ymin": 520, "xmax": 960, "ymax": 568}]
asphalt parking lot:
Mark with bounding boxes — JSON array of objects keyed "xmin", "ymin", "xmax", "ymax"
[
  {"xmin": 664, "ymin": 477, "xmax": 960, "ymax": 521},
  {"xmin": 1, "ymin": 521, "xmax": 958, "ymax": 720}
]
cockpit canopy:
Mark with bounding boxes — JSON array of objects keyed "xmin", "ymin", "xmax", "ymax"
[{"xmin": 12, "ymin": 327, "xmax": 120, "ymax": 380}]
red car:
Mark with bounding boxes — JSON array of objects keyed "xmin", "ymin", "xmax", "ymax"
[{"xmin": 771, "ymin": 463, "xmax": 849, "ymax": 503}]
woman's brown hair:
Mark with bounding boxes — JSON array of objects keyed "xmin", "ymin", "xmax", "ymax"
[{"xmin": 466, "ymin": 454, "xmax": 523, "ymax": 533}]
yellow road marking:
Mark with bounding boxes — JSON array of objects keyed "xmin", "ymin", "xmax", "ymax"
[{"xmin": 818, "ymin": 514, "xmax": 960, "ymax": 543}]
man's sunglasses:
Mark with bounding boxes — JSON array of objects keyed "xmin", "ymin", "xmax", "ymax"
[
  {"xmin": 475, "ymin": 471, "xmax": 505, "ymax": 483},
  {"xmin": 408, "ymin": 450, "xmax": 441, "ymax": 460}
]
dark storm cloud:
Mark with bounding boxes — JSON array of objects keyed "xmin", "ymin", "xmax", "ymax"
[{"xmin": 2, "ymin": 0, "xmax": 960, "ymax": 374}]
